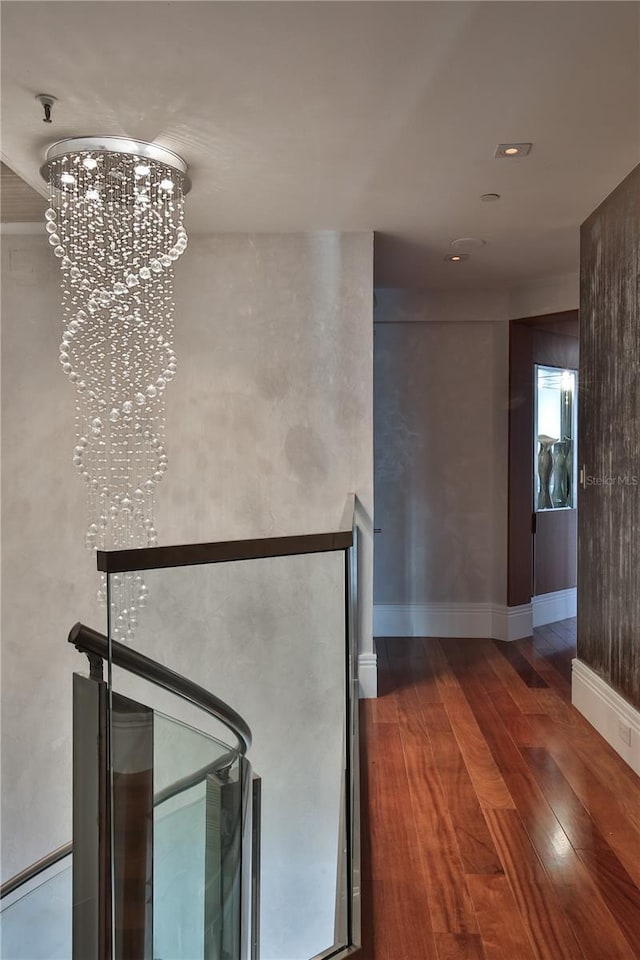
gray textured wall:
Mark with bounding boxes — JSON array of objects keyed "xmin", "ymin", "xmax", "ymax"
[
  {"xmin": 374, "ymin": 297, "xmax": 509, "ymax": 606},
  {"xmin": 578, "ymin": 164, "xmax": 640, "ymax": 709},
  {"xmin": 0, "ymin": 230, "xmax": 373, "ymax": 882}
]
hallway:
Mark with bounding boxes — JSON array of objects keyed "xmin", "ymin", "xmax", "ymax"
[{"xmin": 359, "ymin": 622, "xmax": 640, "ymax": 960}]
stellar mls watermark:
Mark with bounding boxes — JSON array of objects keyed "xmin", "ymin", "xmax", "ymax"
[{"xmin": 580, "ymin": 466, "xmax": 639, "ymax": 489}]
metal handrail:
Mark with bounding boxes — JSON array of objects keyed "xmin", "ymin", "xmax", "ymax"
[
  {"xmin": 68, "ymin": 622, "xmax": 252, "ymax": 754},
  {"xmin": 0, "ymin": 843, "xmax": 73, "ymax": 900},
  {"xmin": 153, "ymin": 755, "xmax": 234, "ymax": 806}
]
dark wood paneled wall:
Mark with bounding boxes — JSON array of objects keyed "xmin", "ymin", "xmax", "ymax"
[
  {"xmin": 508, "ymin": 314, "xmax": 579, "ymax": 607},
  {"xmin": 534, "ymin": 509, "xmax": 577, "ymax": 596},
  {"xmin": 578, "ymin": 163, "xmax": 640, "ymax": 710},
  {"xmin": 508, "ymin": 321, "xmax": 534, "ymax": 606}
]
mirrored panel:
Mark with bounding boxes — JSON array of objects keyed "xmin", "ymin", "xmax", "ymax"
[{"xmin": 535, "ymin": 365, "xmax": 577, "ymax": 511}]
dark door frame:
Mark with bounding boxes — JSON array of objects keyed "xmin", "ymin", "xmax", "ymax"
[{"xmin": 507, "ymin": 310, "xmax": 579, "ymax": 608}]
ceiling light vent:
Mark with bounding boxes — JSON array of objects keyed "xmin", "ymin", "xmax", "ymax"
[
  {"xmin": 495, "ymin": 143, "xmax": 532, "ymax": 158},
  {"xmin": 450, "ymin": 237, "xmax": 486, "ymax": 251},
  {"xmin": 444, "ymin": 253, "xmax": 469, "ymax": 263}
]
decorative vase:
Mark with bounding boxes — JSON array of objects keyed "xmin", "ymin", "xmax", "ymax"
[
  {"xmin": 552, "ymin": 439, "xmax": 571, "ymax": 507},
  {"xmin": 537, "ymin": 435, "xmax": 556, "ymax": 510},
  {"xmin": 565, "ymin": 437, "xmax": 573, "ymax": 505}
]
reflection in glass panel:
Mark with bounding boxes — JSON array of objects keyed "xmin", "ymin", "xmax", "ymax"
[
  {"xmin": 155, "ymin": 780, "xmax": 207, "ymax": 960},
  {"xmin": 109, "ymin": 691, "xmax": 242, "ymax": 960},
  {"xmin": 153, "ymin": 712, "xmax": 243, "ymax": 960},
  {"xmin": 0, "ymin": 865, "xmax": 71, "ymax": 960},
  {"xmin": 535, "ymin": 365, "xmax": 577, "ymax": 510}
]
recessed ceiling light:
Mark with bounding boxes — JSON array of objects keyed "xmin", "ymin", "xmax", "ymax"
[
  {"xmin": 481, "ymin": 193, "xmax": 501, "ymax": 202},
  {"xmin": 444, "ymin": 253, "xmax": 469, "ymax": 263},
  {"xmin": 451, "ymin": 237, "xmax": 486, "ymax": 251},
  {"xmin": 495, "ymin": 142, "xmax": 532, "ymax": 158}
]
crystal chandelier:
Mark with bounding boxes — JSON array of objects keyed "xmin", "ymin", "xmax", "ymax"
[{"xmin": 41, "ymin": 137, "xmax": 190, "ymax": 641}]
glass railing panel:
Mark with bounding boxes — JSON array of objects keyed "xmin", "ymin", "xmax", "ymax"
[
  {"xmin": 153, "ymin": 712, "xmax": 243, "ymax": 960},
  {"xmin": 0, "ymin": 861, "xmax": 71, "ymax": 960},
  {"xmin": 106, "ymin": 548, "xmax": 349, "ymax": 960},
  {"xmin": 108, "ymin": 689, "xmax": 243, "ymax": 960},
  {"xmin": 153, "ymin": 710, "xmax": 237, "ymax": 797}
]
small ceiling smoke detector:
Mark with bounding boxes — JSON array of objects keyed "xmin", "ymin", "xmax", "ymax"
[
  {"xmin": 481, "ymin": 193, "xmax": 501, "ymax": 202},
  {"xmin": 495, "ymin": 143, "xmax": 532, "ymax": 158},
  {"xmin": 444, "ymin": 253, "xmax": 469, "ymax": 263},
  {"xmin": 450, "ymin": 237, "xmax": 486, "ymax": 251}
]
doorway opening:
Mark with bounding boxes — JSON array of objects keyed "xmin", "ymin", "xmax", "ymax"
[{"xmin": 508, "ymin": 311, "xmax": 579, "ymax": 630}]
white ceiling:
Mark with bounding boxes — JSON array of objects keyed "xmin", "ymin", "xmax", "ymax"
[{"xmin": 1, "ymin": 1, "xmax": 638, "ymax": 289}]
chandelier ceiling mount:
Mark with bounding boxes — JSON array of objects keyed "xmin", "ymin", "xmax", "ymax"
[{"xmin": 40, "ymin": 136, "xmax": 192, "ymax": 193}]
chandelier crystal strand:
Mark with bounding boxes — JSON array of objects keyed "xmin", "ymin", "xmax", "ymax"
[{"xmin": 45, "ymin": 142, "xmax": 189, "ymax": 641}]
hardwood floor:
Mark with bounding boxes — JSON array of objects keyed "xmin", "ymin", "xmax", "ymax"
[{"xmin": 359, "ymin": 621, "xmax": 640, "ymax": 960}]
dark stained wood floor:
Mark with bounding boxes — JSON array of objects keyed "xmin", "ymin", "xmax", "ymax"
[{"xmin": 359, "ymin": 621, "xmax": 640, "ymax": 960}]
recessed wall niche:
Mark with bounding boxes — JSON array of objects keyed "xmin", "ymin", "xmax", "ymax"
[{"xmin": 535, "ymin": 365, "xmax": 577, "ymax": 511}]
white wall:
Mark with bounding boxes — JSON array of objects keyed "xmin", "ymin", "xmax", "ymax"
[
  {"xmin": 0, "ymin": 230, "xmax": 373, "ymax": 883},
  {"xmin": 373, "ymin": 288, "xmax": 510, "ymax": 637},
  {"xmin": 374, "ymin": 311, "xmax": 508, "ymax": 606},
  {"xmin": 375, "ymin": 286, "xmax": 509, "ymax": 325},
  {"xmin": 374, "ymin": 273, "xmax": 580, "ymax": 327},
  {"xmin": 372, "ymin": 277, "xmax": 579, "ymax": 640},
  {"xmin": 508, "ymin": 271, "xmax": 579, "ymax": 318}
]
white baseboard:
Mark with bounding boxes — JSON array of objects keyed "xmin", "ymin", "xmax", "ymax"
[
  {"xmin": 572, "ymin": 659, "xmax": 640, "ymax": 777},
  {"xmin": 493, "ymin": 604, "xmax": 534, "ymax": 642},
  {"xmin": 358, "ymin": 653, "xmax": 378, "ymax": 699},
  {"xmin": 373, "ymin": 603, "xmax": 532, "ymax": 643},
  {"xmin": 532, "ymin": 587, "xmax": 577, "ymax": 627}
]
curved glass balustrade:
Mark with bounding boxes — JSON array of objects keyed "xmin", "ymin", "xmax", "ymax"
[
  {"xmin": 0, "ymin": 709, "xmax": 245, "ymax": 960},
  {"xmin": 0, "ymin": 857, "xmax": 72, "ymax": 960},
  {"xmin": 1, "ymin": 503, "xmax": 360, "ymax": 960},
  {"xmin": 109, "ymin": 698, "xmax": 246, "ymax": 960}
]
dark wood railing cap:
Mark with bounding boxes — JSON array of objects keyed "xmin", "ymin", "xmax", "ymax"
[{"xmin": 97, "ymin": 529, "xmax": 353, "ymax": 573}]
